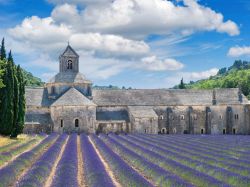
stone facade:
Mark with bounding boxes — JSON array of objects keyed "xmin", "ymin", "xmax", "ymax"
[{"xmin": 24, "ymin": 45, "xmax": 250, "ymax": 135}]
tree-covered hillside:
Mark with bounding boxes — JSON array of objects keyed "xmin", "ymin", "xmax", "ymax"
[
  {"xmin": 181, "ymin": 60, "xmax": 250, "ymax": 99},
  {"xmin": 21, "ymin": 68, "xmax": 44, "ymax": 87}
]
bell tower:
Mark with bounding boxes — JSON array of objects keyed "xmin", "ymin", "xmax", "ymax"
[{"xmin": 59, "ymin": 44, "xmax": 79, "ymax": 73}]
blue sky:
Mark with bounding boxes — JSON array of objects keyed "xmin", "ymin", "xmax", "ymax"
[{"xmin": 0, "ymin": 0, "xmax": 250, "ymax": 88}]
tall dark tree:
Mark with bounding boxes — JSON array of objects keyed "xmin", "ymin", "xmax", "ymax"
[
  {"xmin": 179, "ymin": 78, "xmax": 186, "ymax": 89},
  {"xmin": 14, "ymin": 65, "xmax": 26, "ymax": 136},
  {"xmin": 0, "ymin": 38, "xmax": 6, "ymax": 89},
  {"xmin": 0, "ymin": 60, "xmax": 5, "ymax": 89},
  {"xmin": 0, "ymin": 51, "xmax": 14, "ymax": 135},
  {"xmin": 8, "ymin": 51, "xmax": 19, "ymax": 137},
  {"xmin": 0, "ymin": 38, "xmax": 6, "ymax": 60}
]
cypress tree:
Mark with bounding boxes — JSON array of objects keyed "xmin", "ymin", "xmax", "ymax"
[
  {"xmin": 179, "ymin": 78, "xmax": 186, "ymax": 89},
  {"xmin": 0, "ymin": 51, "xmax": 14, "ymax": 135},
  {"xmin": 0, "ymin": 38, "xmax": 6, "ymax": 60},
  {"xmin": 15, "ymin": 65, "xmax": 25, "ymax": 136},
  {"xmin": 9, "ymin": 51, "xmax": 19, "ymax": 137},
  {"xmin": 0, "ymin": 38, "xmax": 6, "ymax": 89},
  {"xmin": 0, "ymin": 60, "xmax": 5, "ymax": 89}
]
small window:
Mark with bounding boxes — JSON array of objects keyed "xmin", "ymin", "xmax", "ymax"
[
  {"xmin": 75, "ymin": 119, "xmax": 79, "ymax": 128},
  {"xmin": 219, "ymin": 115, "xmax": 223, "ymax": 120},
  {"xmin": 180, "ymin": 115, "xmax": 185, "ymax": 120},
  {"xmin": 60, "ymin": 120, "xmax": 63, "ymax": 128},
  {"xmin": 223, "ymin": 129, "xmax": 226, "ymax": 134},
  {"xmin": 173, "ymin": 128, "xmax": 177, "ymax": 134},
  {"xmin": 201, "ymin": 129, "xmax": 204, "ymax": 134},
  {"xmin": 233, "ymin": 128, "xmax": 236, "ymax": 134},
  {"xmin": 234, "ymin": 114, "xmax": 239, "ymax": 120},
  {"xmin": 193, "ymin": 114, "xmax": 197, "ymax": 120},
  {"xmin": 161, "ymin": 128, "xmax": 166, "ymax": 134},
  {"xmin": 159, "ymin": 115, "xmax": 164, "ymax": 120},
  {"xmin": 144, "ymin": 129, "xmax": 147, "ymax": 133},
  {"xmin": 51, "ymin": 86, "xmax": 55, "ymax": 94}
]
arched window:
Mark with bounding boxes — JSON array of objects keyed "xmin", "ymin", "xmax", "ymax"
[
  {"xmin": 201, "ymin": 128, "xmax": 204, "ymax": 134},
  {"xmin": 60, "ymin": 120, "xmax": 63, "ymax": 128},
  {"xmin": 67, "ymin": 60, "xmax": 73, "ymax": 69},
  {"xmin": 51, "ymin": 86, "xmax": 55, "ymax": 94},
  {"xmin": 75, "ymin": 119, "xmax": 79, "ymax": 128}
]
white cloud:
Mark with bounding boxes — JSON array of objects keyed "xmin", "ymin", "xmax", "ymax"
[
  {"xmin": 140, "ymin": 56, "xmax": 184, "ymax": 71},
  {"xmin": 5, "ymin": 0, "xmax": 239, "ymax": 81},
  {"xmin": 70, "ymin": 33, "xmax": 149, "ymax": 58},
  {"xmin": 181, "ymin": 68, "xmax": 219, "ymax": 81},
  {"xmin": 165, "ymin": 68, "xmax": 219, "ymax": 87},
  {"xmin": 228, "ymin": 46, "xmax": 250, "ymax": 57},
  {"xmin": 56, "ymin": 0, "xmax": 238, "ymax": 37},
  {"xmin": 47, "ymin": 0, "xmax": 111, "ymax": 6}
]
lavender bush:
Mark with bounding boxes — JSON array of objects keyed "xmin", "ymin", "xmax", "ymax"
[
  {"xmin": 0, "ymin": 133, "xmax": 58, "ymax": 187},
  {"xmin": 51, "ymin": 134, "xmax": 78, "ymax": 187},
  {"xmin": 89, "ymin": 134, "xmax": 153, "ymax": 187},
  {"xmin": 131, "ymin": 134, "xmax": 250, "ymax": 176},
  {"xmin": 123, "ymin": 135, "xmax": 250, "ymax": 186},
  {"xmin": 101, "ymin": 134, "xmax": 194, "ymax": 187},
  {"xmin": 0, "ymin": 138, "xmax": 40, "ymax": 166},
  {"xmin": 16, "ymin": 134, "xmax": 68, "ymax": 187},
  {"xmin": 80, "ymin": 134, "xmax": 115, "ymax": 187},
  {"xmin": 113, "ymin": 134, "xmax": 228, "ymax": 187}
]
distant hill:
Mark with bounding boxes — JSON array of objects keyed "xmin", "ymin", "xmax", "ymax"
[
  {"xmin": 21, "ymin": 68, "xmax": 44, "ymax": 87},
  {"xmin": 177, "ymin": 60, "xmax": 250, "ymax": 99}
]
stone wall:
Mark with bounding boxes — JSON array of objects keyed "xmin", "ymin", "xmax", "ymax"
[
  {"xmin": 50, "ymin": 105, "xmax": 96, "ymax": 133},
  {"xmin": 25, "ymin": 107, "xmax": 52, "ymax": 133}
]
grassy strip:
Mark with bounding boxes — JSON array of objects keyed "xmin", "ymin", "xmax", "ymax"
[
  {"xmin": 0, "ymin": 138, "xmax": 43, "ymax": 167},
  {"xmin": 0, "ymin": 134, "xmax": 58, "ymax": 187}
]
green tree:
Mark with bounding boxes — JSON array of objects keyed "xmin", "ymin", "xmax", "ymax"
[
  {"xmin": 8, "ymin": 51, "xmax": 19, "ymax": 138},
  {"xmin": 179, "ymin": 78, "xmax": 186, "ymax": 89},
  {"xmin": 14, "ymin": 65, "xmax": 26, "ymax": 136},
  {"xmin": 0, "ymin": 38, "xmax": 6, "ymax": 60},
  {"xmin": 0, "ymin": 53, "xmax": 14, "ymax": 135},
  {"xmin": 0, "ymin": 38, "xmax": 6, "ymax": 89},
  {"xmin": 0, "ymin": 60, "xmax": 5, "ymax": 89}
]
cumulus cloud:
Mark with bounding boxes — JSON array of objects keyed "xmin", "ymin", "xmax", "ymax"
[
  {"xmin": 140, "ymin": 56, "xmax": 184, "ymax": 71},
  {"xmin": 181, "ymin": 68, "xmax": 219, "ymax": 80},
  {"xmin": 228, "ymin": 46, "xmax": 250, "ymax": 57},
  {"xmin": 70, "ymin": 33, "xmax": 149, "ymax": 58},
  {"xmin": 165, "ymin": 68, "xmax": 219, "ymax": 87},
  {"xmin": 6, "ymin": 0, "xmax": 239, "ymax": 81}
]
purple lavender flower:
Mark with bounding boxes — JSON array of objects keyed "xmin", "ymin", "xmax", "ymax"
[
  {"xmin": 80, "ymin": 134, "xmax": 115, "ymax": 187},
  {"xmin": 51, "ymin": 134, "xmax": 78, "ymax": 187},
  {"xmin": 89, "ymin": 134, "xmax": 153, "ymax": 187},
  {"xmin": 16, "ymin": 134, "xmax": 68, "ymax": 187},
  {"xmin": 101, "ymin": 134, "xmax": 194, "ymax": 187},
  {"xmin": 0, "ymin": 133, "xmax": 58, "ymax": 187}
]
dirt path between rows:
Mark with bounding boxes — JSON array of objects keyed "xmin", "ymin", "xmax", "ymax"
[
  {"xmin": 77, "ymin": 136, "xmax": 86, "ymax": 187},
  {"xmin": 88, "ymin": 137, "xmax": 121, "ymax": 187},
  {"xmin": 44, "ymin": 136, "xmax": 69, "ymax": 187}
]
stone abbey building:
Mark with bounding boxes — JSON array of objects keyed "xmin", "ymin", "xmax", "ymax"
[{"xmin": 25, "ymin": 45, "xmax": 250, "ymax": 135}]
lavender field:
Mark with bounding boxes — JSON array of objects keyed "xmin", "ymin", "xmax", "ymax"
[{"xmin": 0, "ymin": 134, "xmax": 250, "ymax": 187}]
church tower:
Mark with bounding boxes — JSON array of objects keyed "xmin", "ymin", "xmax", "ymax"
[
  {"xmin": 46, "ymin": 44, "xmax": 93, "ymax": 99},
  {"xmin": 59, "ymin": 44, "xmax": 79, "ymax": 73}
]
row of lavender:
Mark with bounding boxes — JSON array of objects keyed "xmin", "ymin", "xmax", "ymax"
[
  {"xmin": 108, "ymin": 134, "xmax": 250, "ymax": 187},
  {"xmin": 0, "ymin": 134, "xmax": 58, "ymax": 187}
]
